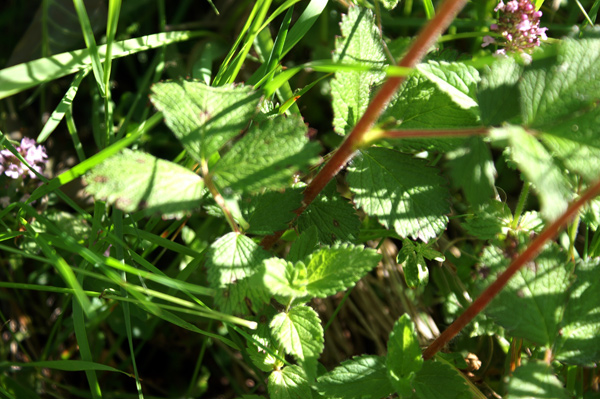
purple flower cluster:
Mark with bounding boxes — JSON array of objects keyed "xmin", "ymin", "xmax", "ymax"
[
  {"xmin": 0, "ymin": 137, "xmax": 48, "ymax": 180},
  {"xmin": 483, "ymin": 0, "xmax": 548, "ymax": 57}
]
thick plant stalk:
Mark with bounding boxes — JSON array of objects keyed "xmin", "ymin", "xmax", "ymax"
[
  {"xmin": 422, "ymin": 178, "xmax": 600, "ymax": 360},
  {"xmin": 260, "ymin": 0, "xmax": 469, "ymax": 249}
]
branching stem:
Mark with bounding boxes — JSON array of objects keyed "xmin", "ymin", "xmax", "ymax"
[{"xmin": 422, "ymin": 178, "xmax": 600, "ymax": 360}]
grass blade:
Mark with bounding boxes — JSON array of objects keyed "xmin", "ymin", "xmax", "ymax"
[
  {"xmin": 422, "ymin": 0, "xmax": 435, "ymax": 18},
  {"xmin": 72, "ymin": 0, "xmax": 106, "ymax": 97}
]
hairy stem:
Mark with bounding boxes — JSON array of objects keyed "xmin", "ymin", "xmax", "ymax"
[
  {"xmin": 202, "ymin": 160, "xmax": 240, "ymax": 234},
  {"xmin": 422, "ymin": 178, "xmax": 600, "ymax": 360}
]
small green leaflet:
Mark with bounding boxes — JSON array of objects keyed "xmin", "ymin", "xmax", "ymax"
[
  {"xmin": 85, "ymin": 149, "xmax": 204, "ymax": 218},
  {"xmin": 268, "ymin": 365, "xmax": 313, "ymax": 399},
  {"xmin": 263, "ymin": 244, "xmax": 381, "ymax": 300},
  {"xmin": 297, "ymin": 181, "xmax": 361, "ymax": 244},
  {"xmin": 316, "ymin": 355, "xmax": 394, "ymax": 399},
  {"xmin": 416, "ymin": 61, "xmax": 480, "ymax": 111},
  {"xmin": 397, "ymin": 239, "xmax": 444, "ymax": 288},
  {"xmin": 205, "ymin": 233, "xmax": 272, "ymax": 315},
  {"xmin": 446, "ymin": 136, "xmax": 496, "ymax": 207},
  {"xmin": 150, "ymin": 81, "xmax": 261, "ymax": 161},
  {"xmin": 331, "ymin": 6, "xmax": 386, "ymax": 136},
  {"xmin": 270, "ymin": 305, "xmax": 324, "ymax": 372},
  {"xmin": 411, "ymin": 361, "xmax": 470, "ymax": 399},
  {"xmin": 555, "ymin": 258, "xmax": 600, "ymax": 365},
  {"xmin": 386, "ymin": 315, "xmax": 423, "ymax": 396},
  {"xmin": 241, "ymin": 189, "xmax": 303, "ymax": 235},
  {"xmin": 247, "ymin": 310, "xmax": 279, "ymax": 372},
  {"xmin": 506, "ymin": 361, "xmax": 569, "ymax": 399},
  {"xmin": 211, "ymin": 114, "xmax": 321, "ymax": 194},
  {"xmin": 347, "ymin": 147, "xmax": 450, "ymax": 242},
  {"xmin": 461, "ymin": 200, "xmax": 513, "ymax": 240},
  {"xmin": 479, "ymin": 242, "xmax": 571, "ymax": 346}
]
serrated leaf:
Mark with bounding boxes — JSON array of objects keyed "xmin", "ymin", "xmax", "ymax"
[
  {"xmin": 268, "ymin": 365, "xmax": 312, "ymax": 399},
  {"xmin": 331, "ymin": 6, "xmax": 386, "ymax": 136},
  {"xmin": 416, "ymin": 61, "xmax": 480, "ymax": 110},
  {"xmin": 241, "ymin": 189, "xmax": 303, "ymax": 235},
  {"xmin": 317, "ymin": 355, "xmax": 394, "ymax": 399},
  {"xmin": 506, "ymin": 361, "xmax": 569, "ymax": 399},
  {"xmin": 412, "ymin": 361, "xmax": 470, "ymax": 399},
  {"xmin": 347, "ymin": 147, "xmax": 450, "ymax": 242},
  {"xmin": 212, "ymin": 114, "xmax": 321, "ymax": 194},
  {"xmin": 492, "ymin": 126, "xmax": 573, "ymax": 221},
  {"xmin": 297, "ymin": 182, "xmax": 361, "ymax": 244},
  {"xmin": 85, "ymin": 149, "xmax": 204, "ymax": 218},
  {"xmin": 479, "ymin": 243, "xmax": 571, "ymax": 346},
  {"xmin": 287, "ymin": 226, "xmax": 319, "ymax": 263},
  {"xmin": 397, "ymin": 239, "xmax": 438, "ymax": 288},
  {"xmin": 150, "ymin": 81, "xmax": 262, "ymax": 161},
  {"xmin": 477, "ymin": 57, "xmax": 522, "ymax": 126},
  {"xmin": 303, "ymin": 244, "xmax": 381, "ymax": 297},
  {"xmin": 386, "ymin": 315, "xmax": 423, "ymax": 396},
  {"xmin": 555, "ymin": 258, "xmax": 600, "ymax": 365},
  {"xmin": 270, "ymin": 305, "xmax": 324, "ymax": 368},
  {"xmin": 247, "ymin": 312, "xmax": 279, "ymax": 372},
  {"xmin": 446, "ymin": 136, "xmax": 496, "ymax": 206},
  {"xmin": 263, "ymin": 258, "xmax": 309, "ymax": 303},
  {"xmin": 205, "ymin": 233, "xmax": 272, "ymax": 315},
  {"xmin": 461, "ymin": 200, "xmax": 513, "ymax": 240}
]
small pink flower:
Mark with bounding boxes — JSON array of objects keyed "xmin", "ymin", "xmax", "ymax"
[{"xmin": 482, "ymin": 36, "xmax": 496, "ymax": 47}]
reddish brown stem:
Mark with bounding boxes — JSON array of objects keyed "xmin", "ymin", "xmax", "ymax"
[
  {"xmin": 260, "ymin": 0, "xmax": 468, "ymax": 249},
  {"xmin": 381, "ymin": 127, "xmax": 489, "ymax": 139},
  {"xmin": 422, "ymin": 178, "xmax": 600, "ymax": 360}
]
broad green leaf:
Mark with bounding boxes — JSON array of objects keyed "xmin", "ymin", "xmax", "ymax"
[
  {"xmin": 347, "ymin": 147, "xmax": 450, "ymax": 242},
  {"xmin": 477, "ymin": 57, "xmax": 521, "ymax": 126},
  {"xmin": 386, "ymin": 315, "xmax": 423, "ymax": 396},
  {"xmin": 446, "ymin": 136, "xmax": 496, "ymax": 206},
  {"xmin": 84, "ymin": 149, "xmax": 204, "ymax": 218},
  {"xmin": 491, "ymin": 126, "xmax": 573, "ymax": 221},
  {"xmin": 205, "ymin": 233, "xmax": 272, "ymax": 315},
  {"xmin": 555, "ymin": 258, "xmax": 600, "ymax": 365},
  {"xmin": 461, "ymin": 201, "xmax": 513, "ymax": 240},
  {"xmin": 270, "ymin": 305, "xmax": 324, "ymax": 369},
  {"xmin": 263, "ymin": 258, "xmax": 309, "ymax": 302},
  {"xmin": 241, "ymin": 189, "xmax": 303, "ymax": 235},
  {"xmin": 331, "ymin": 6, "xmax": 386, "ymax": 135},
  {"xmin": 268, "ymin": 365, "xmax": 313, "ymax": 399},
  {"xmin": 317, "ymin": 355, "xmax": 394, "ymax": 399},
  {"xmin": 479, "ymin": 242, "xmax": 571, "ymax": 346},
  {"xmin": 412, "ymin": 361, "xmax": 470, "ymax": 399},
  {"xmin": 287, "ymin": 225, "xmax": 319, "ymax": 263},
  {"xmin": 506, "ymin": 361, "xmax": 569, "ymax": 399},
  {"xmin": 397, "ymin": 239, "xmax": 444, "ymax": 288},
  {"xmin": 521, "ymin": 38, "xmax": 600, "ymax": 129},
  {"xmin": 212, "ymin": 114, "xmax": 321, "ymax": 194},
  {"xmin": 303, "ymin": 244, "xmax": 381, "ymax": 297},
  {"xmin": 150, "ymin": 81, "xmax": 262, "ymax": 161},
  {"xmin": 416, "ymin": 61, "xmax": 480, "ymax": 110},
  {"xmin": 297, "ymin": 182, "xmax": 361, "ymax": 244}
]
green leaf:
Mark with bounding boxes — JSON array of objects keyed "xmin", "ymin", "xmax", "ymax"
[
  {"xmin": 416, "ymin": 61, "xmax": 480, "ymax": 111},
  {"xmin": 212, "ymin": 114, "xmax": 321, "ymax": 194},
  {"xmin": 84, "ymin": 149, "xmax": 204, "ymax": 218},
  {"xmin": 461, "ymin": 201, "xmax": 513, "ymax": 240},
  {"xmin": 303, "ymin": 244, "xmax": 381, "ymax": 297},
  {"xmin": 555, "ymin": 258, "xmax": 600, "ymax": 365},
  {"xmin": 380, "ymin": 0, "xmax": 400, "ymax": 10},
  {"xmin": 386, "ymin": 315, "xmax": 423, "ymax": 397},
  {"xmin": 247, "ymin": 310, "xmax": 280, "ymax": 372},
  {"xmin": 506, "ymin": 361, "xmax": 569, "ymax": 399},
  {"xmin": 397, "ymin": 239, "xmax": 443, "ymax": 288},
  {"xmin": 287, "ymin": 226, "xmax": 319, "ymax": 263},
  {"xmin": 263, "ymin": 258, "xmax": 309, "ymax": 301},
  {"xmin": 521, "ymin": 38, "xmax": 600, "ymax": 129},
  {"xmin": 241, "ymin": 189, "xmax": 303, "ymax": 235},
  {"xmin": 491, "ymin": 126, "xmax": 573, "ymax": 221},
  {"xmin": 268, "ymin": 365, "xmax": 313, "ymax": 399},
  {"xmin": 412, "ymin": 361, "xmax": 470, "ymax": 399},
  {"xmin": 331, "ymin": 6, "xmax": 386, "ymax": 135},
  {"xmin": 205, "ymin": 233, "xmax": 272, "ymax": 315},
  {"xmin": 347, "ymin": 147, "xmax": 450, "ymax": 242},
  {"xmin": 297, "ymin": 182, "xmax": 361, "ymax": 244},
  {"xmin": 270, "ymin": 305, "xmax": 324, "ymax": 368},
  {"xmin": 317, "ymin": 355, "xmax": 394, "ymax": 399},
  {"xmin": 479, "ymin": 242, "xmax": 571, "ymax": 346},
  {"xmin": 446, "ymin": 136, "xmax": 496, "ymax": 206},
  {"xmin": 150, "ymin": 81, "xmax": 262, "ymax": 161},
  {"xmin": 477, "ymin": 57, "xmax": 522, "ymax": 126}
]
